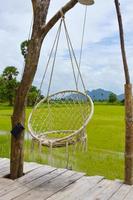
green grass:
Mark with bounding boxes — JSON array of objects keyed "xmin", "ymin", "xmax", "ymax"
[
  {"xmin": 0, "ymin": 103, "xmax": 125, "ymax": 180},
  {"xmin": 0, "ymin": 104, "xmax": 13, "ymax": 131}
]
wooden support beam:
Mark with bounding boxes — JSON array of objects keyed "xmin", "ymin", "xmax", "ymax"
[
  {"xmin": 125, "ymin": 84, "xmax": 133, "ymax": 185},
  {"xmin": 114, "ymin": 0, "xmax": 133, "ymax": 184},
  {"xmin": 40, "ymin": 0, "xmax": 78, "ymax": 38}
]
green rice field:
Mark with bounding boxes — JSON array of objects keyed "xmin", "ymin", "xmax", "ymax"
[{"xmin": 0, "ymin": 103, "xmax": 125, "ymax": 180}]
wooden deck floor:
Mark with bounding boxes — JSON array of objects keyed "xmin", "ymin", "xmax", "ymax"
[{"xmin": 0, "ymin": 158, "xmax": 133, "ymax": 200}]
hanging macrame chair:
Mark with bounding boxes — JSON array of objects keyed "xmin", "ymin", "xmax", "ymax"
[{"xmin": 28, "ymin": 9, "xmax": 94, "ymax": 151}]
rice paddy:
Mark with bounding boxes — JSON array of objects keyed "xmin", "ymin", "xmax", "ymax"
[{"xmin": 0, "ymin": 103, "xmax": 125, "ymax": 180}]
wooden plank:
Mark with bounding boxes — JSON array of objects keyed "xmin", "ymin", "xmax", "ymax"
[
  {"xmin": 0, "ymin": 178, "xmax": 13, "ymax": 185},
  {"xmin": 0, "ymin": 166, "xmax": 57, "ymax": 197},
  {"xmin": 0, "ymin": 158, "xmax": 9, "ymax": 162},
  {"xmin": 0, "ymin": 160, "xmax": 47, "ymax": 178},
  {"xmin": 0, "ymin": 167, "xmax": 9, "ymax": 177},
  {"xmin": 0, "ymin": 168, "xmax": 67, "ymax": 200},
  {"xmin": 124, "ymin": 188, "xmax": 133, "ymax": 200},
  {"xmin": 14, "ymin": 170, "xmax": 84, "ymax": 200},
  {"xmin": 0, "ymin": 159, "xmax": 9, "ymax": 165},
  {"xmin": 0, "ymin": 159, "xmax": 10, "ymax": 176},
  {"xmin": 22, "ymin": 168, "xmax": 67, "ymax": 189},
  {"xmin": 0, "ymin": 159, "xmax": 9, "ymax": 169},
  {"xmin": 0, "ymin": 178, "xmax": 14, "ymax": 189},
  {"xmin": 0, "ymin": 184, "xmax": 28, "ymax": 200},
  {"xmin": 0, "ymin": 166, "xmax": 9, "ymax": 173},
  {"xmin": 17, "ymin": 165, "xmax": 56, "ymax": 184},
  {"xmin": 1, "ymin": 158, "xmax": 132, "ymax": 200},
  {"xmin": 0, "ymin": 158, "xmax": 43, "ymax": 173},
  {"xmin": 24, "ymin": 162, "xmax": 42, "ymax": 173},
  {"xmin": 86, "ymin": 180, "xmax": 122, "ymax": 200},
  {"xmin": 0, "ymin": 159, "xmax": 10, "ymax": 177},
  {"xmin": 110, "ymin": 183, "xmax": 132, "ymax": 200},
  {"xmin": 47, "ymin": 176, "xmax": 103, "ymax": 200},
  {"xmin": 0, "ymin": 170, "xmax": 9, "ymax": 178},
  {"xmin": 0, "ymin": 180, "xmax": 21, "ymax": 195},
  {"xmin": 76, "ymin": 179, "xmax": 120, "ymax": 200}
]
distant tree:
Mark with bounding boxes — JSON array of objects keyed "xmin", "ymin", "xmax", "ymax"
[
  {"xmin": 2, "ymin": 66, "xmax": 19, "ymax": 80},
  {"xmin": 2, "ymin": 66, "xmax": 19, "ymax": 105},
  {"xmin": 108, "ymin": 93, "xmax": 117, "ymax": 103},
  {"xmin": 27, "ymin": 86, "xmax": 40, "ymax": 106},
  {"xmin": 121, "ymin": 99, "xmax": 125, "ymax": 105},
  {"xmin": 0, "ymin": 76, "xmax": 7, "ymax": 102},
  {"xmin": 0, "ymin": 67, "xmax": 41, "ymax": 106}
]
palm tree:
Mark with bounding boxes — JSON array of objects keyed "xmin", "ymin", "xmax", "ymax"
[{"xmin": 2, "ymin": 66, "xmax": 19, "ymax": 80}]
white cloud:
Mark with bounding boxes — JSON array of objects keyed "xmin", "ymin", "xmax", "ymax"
[{"xmin": 0, "ymin": 0, "xmax": 133, "ymax": 94}]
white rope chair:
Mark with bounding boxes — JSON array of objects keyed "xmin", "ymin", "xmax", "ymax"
[
  {"xmin": 28, "ymin": 90, "xmax": 94, "ymax": 148},
  {"xmin": 28, "ymin": 8, "xmax": 94, "ymax": 153}
]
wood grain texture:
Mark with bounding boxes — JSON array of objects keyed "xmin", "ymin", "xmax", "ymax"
[
  {"xmin": 124, "ymin": 84, "xmax": 133, "ymax": 185},
  {"xmin": 1, "ymin": 159, "xmax": 133, "ymax": 200}
]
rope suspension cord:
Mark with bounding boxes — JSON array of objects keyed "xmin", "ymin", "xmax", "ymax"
[
  {"xmin": 47, "ymin": 19, "xmax": 62, "ymax": 98},
  {"xmin": 34, "ymin": 8, "xmax": 87, "ymax": 105},
  {"xmin": 62, "ymin": 15, "xmax": 79, "ymax": 92},
  {"xmin": 29, "ymin": 20, "xmax": 63, "ymax": 141},
  {"xmin": 62, "ymin": 18, "xmax": 87, "ymax": 93},
  {"xmin": 60, "ymin": 11, "xmax": 90, "ymax": 127},
  {"xmin": 46, "ymin": 19, "xmax": 63, "ymax": 141},
  {"xmin": 33, "ymin": 19, "xmax": 63, "ymax": 106},
  {"xmin": 77, "ymin": 6, "xmax": 88, "ymax": 87},
  {"xmin": 46, "ymin": 9, "xmax": 86, "ymax": 95},
  {"xmin": 59, "ymin": 9, "xmax": 86, "ymax": 93}
]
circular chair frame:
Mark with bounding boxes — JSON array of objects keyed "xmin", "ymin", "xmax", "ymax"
[{"xmin": 28, "ymin": 90, "xmax": 94, "ymax": 148}]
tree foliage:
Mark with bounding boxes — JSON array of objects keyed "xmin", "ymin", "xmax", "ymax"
[
  {"xmin": 108, "ymin": 93, "xmax": 117, "ymax": 103},
  {"xmin": 1, "ymin": 66, "xmax": 19, "ymax": 105},
  {"xmin": 27, "ymin": 86, "xmax": 41, "ymax": 106},
  {"xmin": 0, "ymin": 66, "xmax": 41, "ymax": 106},
  {"xmin": 2, "ymin": 66, "xmax": 19, "ymax": 80},
  {"xmin": 0, "ymin": 76, "xmax": 7, "ymax": 102}
]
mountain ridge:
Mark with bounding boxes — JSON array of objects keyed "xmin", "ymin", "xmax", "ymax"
[{"xmin": 87, "ymin": 88, "xmax": 124, "ymax": 101}]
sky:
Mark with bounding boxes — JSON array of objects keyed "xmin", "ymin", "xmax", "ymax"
[{"xmin": 0, "ymin": 0, "xmax": 133, "ymax": 95}]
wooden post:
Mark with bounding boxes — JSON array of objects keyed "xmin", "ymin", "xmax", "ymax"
[
  {"xmin": 125, "ymin": 84, "xmax": 133, "ymax": 185},
  {"xmin": 114, "ymin": 0, "xmax": 133, "ymax": 184}
]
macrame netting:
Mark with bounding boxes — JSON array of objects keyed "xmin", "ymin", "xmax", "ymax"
[{"xmin": 28, "ymin": 90, "xmax": 93, "ymax": 148}]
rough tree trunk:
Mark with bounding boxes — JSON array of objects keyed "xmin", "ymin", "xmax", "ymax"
[
  {"xmin": 125, "ymin": 84, "xmax": 133, "ymax": 185},
  {"xmin": 10, "ymin": 0, "xmax": 78, "ymax": 179},
  {"xmin": 10, "ymin": 38, "xmax": 44, "ymax": 179}
]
